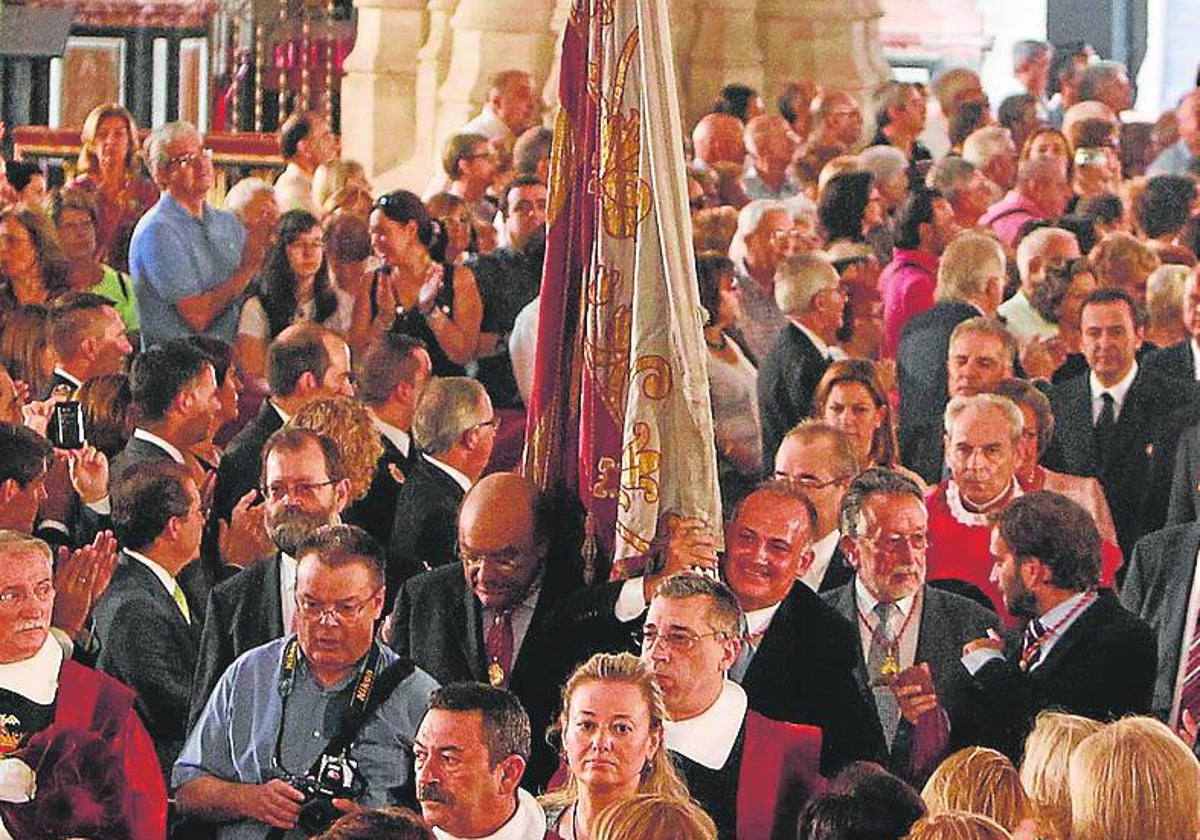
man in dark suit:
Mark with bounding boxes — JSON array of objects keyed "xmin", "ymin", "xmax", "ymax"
[
  {"xmin": 205, "ymin": 322, "xmax": 356, "ymax": 567},
  {"xmin": 962, "ymin": 491, "xmax": 1156, "ymax": 760},
  {"xmin": 822, "ymin": 467, "xmax": 998, "ymax": 784},
  {"xmin": 189, "ymin": 427, "xmax": 353, "ymax": 726},
  {"xmin": 1046, "ymin": 288, "xmax": 1200, "ymax": 558},
  {"xmin": 897, "ymin": 231, "xmax": 1006, "ymax": 446},
  {"xmin": 347, "ymin": 332, "xmax": 431, "ymax": 547},
  {"xmin": 42, "ymin": 292, "xmax": 133, "ymax": 400},
  {"xmin": 110, "ymin": 340, "xmax": 221, "ymax": 484},
  {"xmin": 387, "ymin": 473, "xmax": 580, "ymax": 788},
  {"xmin": 1120, "ymin": 520, "xmax": 1200, "ymax": 731},
  {"xmin": 93, "ymin": 461, "xmax": 203, "ymax": 783},
  {"xmin": 757, "ymin": 253, "xmax": 844, "ymax": 470},
  {"xmin": 1144, "ymin": 270, "xmax": 1200, "ymax": 382},
  {"xmin": 773, "ymin": 421, "xmax": 858, "ymax": 592},
  {"xmin": 388, "ymin": 377, "xmax": 497, "ymax": 592}
]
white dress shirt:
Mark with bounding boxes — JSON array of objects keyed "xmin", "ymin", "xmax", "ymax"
[{"xmin": 1088, "ymin": 362, "xmax": 1138, "ymax": 423}]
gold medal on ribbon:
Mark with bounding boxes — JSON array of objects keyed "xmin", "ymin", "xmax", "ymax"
[
  {"xmin": 880, "ymin": 652, "xmax": 900, "ymax": 681},
  {"xmin": 487, "ymin": 662, "xmax": 506, "ymax": 687}
]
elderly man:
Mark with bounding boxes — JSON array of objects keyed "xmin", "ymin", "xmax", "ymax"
[
  {"xmin": 191, "ymin": 427, "xmax": 354, "ymax": 725},
  {"xmin": 462, "ymin": 70, "xmax": 540, "ymax": 148},
  {"xmin": 962, "ymin": 126, "xmax": 1018, "ymax": 194},
  {"xmin": 1147, "ymin": 89, "xmax": 1200, "ymax": 176},
  {"xmin": 175, "ymin": 525, "xmax": 438, "ymax": 839},
  {"xmin": 94, "ymin": 462, "xmax": 203, "ymax": 784},
  {"xmin": 743, "ymin": 115, "xmax": 802, "ymax": 200},
  {"xmin": 998, "ymin": 227, "xmax": 1081, "ymax": 342},
  {"xmin": 692, "ymin": 112, "xmax": 749, "ymax": 208},
  {"xmin": 388, "ymin": 377, "xmax": 498, "ymax": 589},
  {"xmin": 729, "ymin": 199, "xmax": 799, "ymax": 362},
  {"xmin": 642, "ymin": 572, "xmax": 824, "ymax": 840},
  {"xmin": 42, "ymin": 292, "xmax": 133, "ymax": 399},
  {"xmin": 388, "ymin": 472, "xmax": 580, "ymax": 789},
  {"xmin": 870, "ymin": 82, "xmax": 931, "ymax": 164},
  {"xmin": 822, "ymin": 469, "xmax": 998, "ymax": 783},
  {"xmin": 1046, "ymin": 287, "xmax": 1200, "ymax": 559},
  {"xmin": 978, "ymin": 156, "xmax": 1074, "ymax": 248},
  {"xmin": 1077, "ymin": 60, "xmax": 1131, "ymax": 114},
  {"xmin": 962, "ymin": 492, "xmax": 1155, "ymax": 760},
  {"xmin": 130, "ymin": 122, "xmax": 266, "ymax": 347},
  {"xmin": 414, "ymin": 683, "xmax": 546, "ymax": 840},
  {"xmin": 274, "ymin": 110, "xmax": 337, "ymax": 216},
  {"xmin": 795, "ymin": 91, "xmax": 863, "ymax": 187},
  {"xmin": 0, "ymin": 531, "xmax": 166, "ymax": 839},
  {"xmin": 927, "ymin": 157, "xmax": 999, "ymax": 230},
  {"xmin": 758, "ymin": 253, "xmax": 846, "ymax": 469},
  {"xmin": 879, "ymin": 188, "xmax": 958, "ymax": 357}
]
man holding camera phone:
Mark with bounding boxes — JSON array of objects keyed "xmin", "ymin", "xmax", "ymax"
[{"xmin": 173, "ymin": 525, "xmax": 438, "ymax": 838}]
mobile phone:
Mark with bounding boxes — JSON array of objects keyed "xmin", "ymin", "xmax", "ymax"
[{"xmin": 49, "ymin": 401, "xmax": 85, "ymax": 449}]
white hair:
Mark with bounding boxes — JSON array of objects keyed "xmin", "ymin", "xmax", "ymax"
[
  {"xmin": 1016, "ymin": 227, "xmax": 1079, "ymax": 282},
  {"xmin": 728, "ymin": 199, "xmax": 790, "ymax": 266},
  {"xmin": 224, "ymin": 176, "xmax": 276, "ymax": 219},
  {"xmin": 962, "ymin": 126, "xmax": 1015, "ymax": 170},
  {"xmin": 774, "ymin": 253, "xmax": 838, "ymax": 316},
  {"xmin": 859, "ymin": 145, "xmax": 909, "ymax": 183},
  {"xmin": 944, "ymin": 393, "xmax": 1024, "ymax": 442}
]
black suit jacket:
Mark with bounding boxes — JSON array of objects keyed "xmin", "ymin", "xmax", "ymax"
[
  {"xmin": 740, "ymin": 581, "xmax": 884, "ymax": 775},
  {"xmin": 109, "ymin": 434, "xmax": 178, "ymax": 489},
  {"xmin": 822, "ymin": 582, "xmax": 999, "ymax": 782},
  {"xmin": 91, "ymin": 552, "xmax": 201, "ymax": 781},
  {"xmin": 39, "ymin": 369, "xmax": 79, "ymax": 401},
  {"xmin": 1046, "ymin": 368, "xmax": 1200, "ymax": 557},
  {"xmin": 1120, "ymin": 521, "xmax": 1200, "ymax": 720},
  {"xmin": 1145, "ymin": 339, "xmax": 1196, "ymax": 381},
  {"xmin": 386, "ymin": 561, "xmax": 581, "ymax": 788},
  {"xmin": 816, "ymin": 546, "xmax": 855, "ymax": 593},
  {"xmin": 896, "ymin": 300, "xmax": 978, "ymax": 437},
  {"xmin": 387, "ymin": 457, "xmax": 466, "ymax": 597},
  {"xmin": 757, "ymin": 324, "xmax": 830, "ymax": 471},
  {"xmin": 189, "ymin": 554, "xmax": 285, "ymax": 728},
  {"xmin": 968, "ymin": 590, "xmax": 1156, "ymax": 760},
  {"xmin": 345, "ymin": 433, "xmax": 420, "ymax": 549},
  {"xmin": 1167, "ymin": 416, "xmax": 1200, "ymax": 526}
]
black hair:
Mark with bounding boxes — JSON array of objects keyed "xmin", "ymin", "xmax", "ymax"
[
  {"xmin": 253, "ymin": 209, "xmax": 339, "ymax": 338},
  {"xmin": 426, "ymin": 682, "xmax": 532, "ymax": 764},
  {"xmin": 129, "ymin": 339, "xmax": 209, "ymax": 421},
  {"xmin": 111, "ymin": 460, "xmax": 193, "ymax": 550},
  {"xmin": 819, "ymin": 171, "xmax": 875, "ymax": 244},
  {"xmin": 373, "ymin": 190, "xmax": 449, "ymax": 264},
  {"xmin": 892, "ymin": 187, "xmax": 943, "ymax": 250}
]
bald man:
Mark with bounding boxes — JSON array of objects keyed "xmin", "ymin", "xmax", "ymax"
[
  {"xmin": 693, "ymin": 112, "xmax": 750, "ymax": 207},
  {"xmin": 387, "ymin": 473, "xmax": 582, "ymax": 788},
  {"xmin": 744, "ymin": 115, "xmax": 802, "ymax": 200},
  {"xmin": 978, "ymin": 156, "xmax": 1074, "ymax": 247}
]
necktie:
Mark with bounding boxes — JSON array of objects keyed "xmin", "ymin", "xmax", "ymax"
[
  {"xmin": 1095, "ymin": 392, "xmax": 1116, "ymax": 464},
  {"xmin": 1022, "ymin": 617, "xmax": 1047, "ymax": 671},
  {"xmin": 172, "ymin": 583, "xmax": 191, "ymax": 624},
  {"xmin": 729, "ymin": 613, "xmax": 755, "ymax": 682},
  {"xmin": 1179, "ymin": 612, "xmax": 1200, "ymax": 723},
  {"xmin": 868, "ymin": 602, "xmax": 901, "ymax": 747},
  {"xmin": 485, "ymin": 610, "xmax": 514, "ymax": 688}
]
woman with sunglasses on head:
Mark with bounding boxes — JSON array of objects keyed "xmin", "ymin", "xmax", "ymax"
[
  {"xmin": 360, "ymin": 190, "xmax": 482, "ymax": 376},
  {"xmin": 236, "ymin": 209, "xmax": 351, "ymax": 382}
]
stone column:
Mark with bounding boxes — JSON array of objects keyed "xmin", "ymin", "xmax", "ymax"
[
  {"xmin": 340, "ymin": 0, "xmax": 425, "ymax": 182},
  {"xmin": 756, "ymin": 0, "xmax": 889, "ymax": 106},
  {"xmin": 409, "ymin": 0, "xmax": 460, "ymax": 187},
  {"xmin": 684, "ymin": 0, "xmax": 763, "ymax": 127}
]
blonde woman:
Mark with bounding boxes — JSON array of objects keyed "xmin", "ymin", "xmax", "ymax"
[
  {"xmin": 906, "ymin": 811, "xmax": 1014, "ymax": 840},
  {"xmin": 921, "ymin": 747, "xmax": 1038, "ymax": 840},
  {"xmin": 1018, "ymin": 712, "xmax": 1102, "ymax": 840},
  {"xmin": 592, "ymin": 793, "xmax": 715, "ymax": 840}
]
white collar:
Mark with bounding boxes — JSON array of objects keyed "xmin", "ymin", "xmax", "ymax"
[
  {"xmin": 123, "ymin": 548, "xmax": 178, "ymax": 600},
  {"xmin": 945, "ymin": 478, "xmax": 1023, "ymax": 527},
  {"xmin": 269, "ymin": 401, "xmax": 292, "ymax": 423},
  {"xmin": 422, "ymin": 454, "xmax": 473, "ymax": 492},
  {"xmin": 132, "ymin": 428, "xmax": 186, "ymax": 464},
  {"xmin": 800, "ymin": 529, "xmax": 840, "ymax": 591},
  {"xmin": 431, "ymin": 788, "xmax": 546, "ymax": 840},
  {"xmin": 372, "ymin": 414, "xmax": 412, "ymax": 458},
  {"xmin": 792, "ymin": 320, "xmax": 832, "ymax": 358},
  {"xmin": 743, "ymin": 601, "xmax": 782, "ymax": 638},
  {"xmin": 664, "ymin": 680, "xmax": 748, "ymax": 770},
  {"xmin": 1190, "ymin": 340, "xmax": 1200, "ymax": 380},
  {"xmin": 1088, "ymin": 361, "xmax": 1138, "ymax": 409},
  {"xmin": 853, "ymin": 576, "xmax": 917, "ymax": 621},
  {"xmin": 51, "ymin": 366, "xmax": 82, "ymax": 388},
  {"xmin": 0, "ymin": 635, "xmax": 62, "ymax": 705}
]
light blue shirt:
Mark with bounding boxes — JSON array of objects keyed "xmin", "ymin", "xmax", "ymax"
[
  {"xmin": 173, "ymin": 636, "xmax": 438, "ymax": 840},
  {"xmin": 130, "ymin": 193, "xmax": 247, "ymax": 348},
  {"xmin": 962, "ymin": 590, "xmax": 1096, "ymax": 675},
  {"xmin": 1147, "ymin": 139, "xmax": 1197, "ymax": 177}
]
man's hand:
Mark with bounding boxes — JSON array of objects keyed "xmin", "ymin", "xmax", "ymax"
[
  {"xmin": 892, "ymin": 663, "xmax": 940, "ymax": 725},
  {"xmin": 963, "ymin": 628, "xmax": 1004, "ymax": 658},
  {"xmin": 52, "ymin": 531, "xmax": 119, "ymax": 639},
  {"xmin": 218, "ymin": 489, "xmax": 273, "ymax": 569},
  {"xmin": 235, "ymin": 779, "xmax": 305, "ymax": 829},
  {"xmin": 66, "ymin": 444, "xmax": 109, "ymax": 505},
  {"xmin": 332, "ymin": 798, "xmax": 364, "ymax": 816},
  {"xmin": 644, "ymin": 515, "xmax": 720, "ymax": 602},
  {"xmin": 20, "ymin": 398, "xmax": 53, "ymax": 437}
]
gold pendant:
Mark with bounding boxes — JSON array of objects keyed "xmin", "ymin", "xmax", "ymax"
[
  {"xmin": 880, "ymin": 653, "xmax": 900, "ymax": 680},
  {"xmin": 488, "ymin": 662, "xmax": 506, "ymax": 686}
]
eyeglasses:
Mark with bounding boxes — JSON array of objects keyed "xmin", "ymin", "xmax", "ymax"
[
  {"xmin": 167, "ymin": 148, "xmax": 214, "ymax": 169},
  {"xmin": 457, "ymin": 543, "xmax": 530, "ymax": 573},
  {"xmin": 775, "ymin": 471, "xmax": 848, "ymax": 490},
  {"xmin": 472, "ymin": 417, "xmax": 502, "ymax": 433},
  {"xmin": 287, "ymin": 238, "xmax": 325, "ymax": 252},
  {"xmin": 260, "ymin": 480, "xmax": 336, "ymax": 502},
  {"xmin": 0, "ymin": 582, "xmax": 54, "ymax": 607},
  {"xmin": 463, "ymin": 150, "xmax": 497, "ymax": 161},
  {"xmin": 295, "ymin": 589, "xmax": 380, "ymax": 624},
  {"xmin": 636, "ymin": 627, "xmax": 731, "ymax": 653},
  {"xmin": 862, "ymin": 532, "xmax": 930, "ymax": 555}
]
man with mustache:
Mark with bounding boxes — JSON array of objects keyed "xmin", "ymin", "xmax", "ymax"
[
  {"xmin": 414, "ymin": 683, "xmax": 548, "ymax": 839},
  {"xmin": 190, "ymin": 427, "xmax": 352, "ymax": 724}
]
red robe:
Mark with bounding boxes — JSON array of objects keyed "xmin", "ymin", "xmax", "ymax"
[{"xmin": 925, "ymin": 482, "xmax": 1122, "ymax": 628}]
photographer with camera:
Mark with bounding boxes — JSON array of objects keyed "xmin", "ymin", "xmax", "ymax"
[{"xmin": 173, "ymin": 524, "xmax": 439, "ymax": 838}]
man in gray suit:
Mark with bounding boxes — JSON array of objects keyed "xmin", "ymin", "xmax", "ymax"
[{"xmin": 822, "ymin": 467, "xmax": 998, "ymax": 783}]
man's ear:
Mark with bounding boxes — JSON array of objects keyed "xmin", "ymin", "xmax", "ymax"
[
  {"xmin": 840, "ymin": 535, "xmax": 862, "ymax": 571},
  {"xmin": 795, "ymin": 547, "xmax": 815, "ymax": 578},
  {"xmin": 495, "ymin": 754, "xmax": 526, "ymax": 796},
  {"xmin": 0, "ymin": 478, "xmax": 21, "ymax": 505}
]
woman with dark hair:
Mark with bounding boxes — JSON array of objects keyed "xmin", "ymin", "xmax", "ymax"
[
  {"xmin": 0, "ymin": 304, "xmax": 53, "ymax": 395},
  {"xmin": 0, "ymin": 206, "xmax": 70, "ymax": 317},
  {"xmin": 236, "ymin": 209, "xmax": 350, "ymax": 380},
  {"xmin": 360, "ymin": 189, "xmax": 481, "ymax": 376},
  {"xmin": 819, "ymin": 171, "xmax": 885, "ymax": 247},
  {"xmin": 52, "ymin": 187, "xmax": 140, "ymax": 333},
  {"xmin": 65, "ymin": 103, "xmax": 158, "ymax": 271},
  {"xmin": 696, "ymin": 251, "xmax": 760, "ymax": 515}
]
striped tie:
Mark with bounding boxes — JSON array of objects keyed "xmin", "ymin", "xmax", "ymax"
[{"xmin": 1180, "ymin": 621, "xmax": 1200, "ymax": 719}]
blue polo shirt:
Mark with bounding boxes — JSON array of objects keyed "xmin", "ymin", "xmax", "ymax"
[
  {"xmin": 129, "ymin": 193, "xmax": 247, "ymax": 348},
  {"xmin": 172, "ymin": 636, "xmax": 438, "ymax": 840}
]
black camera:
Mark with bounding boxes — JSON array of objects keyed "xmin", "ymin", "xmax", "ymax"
[{"xmin": 281, "ymin": 753, "xmax": 366, "ymax": 836}]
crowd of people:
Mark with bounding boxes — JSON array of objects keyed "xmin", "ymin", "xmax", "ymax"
[{"xmin": 0, "ymin": 35, "xmax": 1199, "ymax": 840}]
